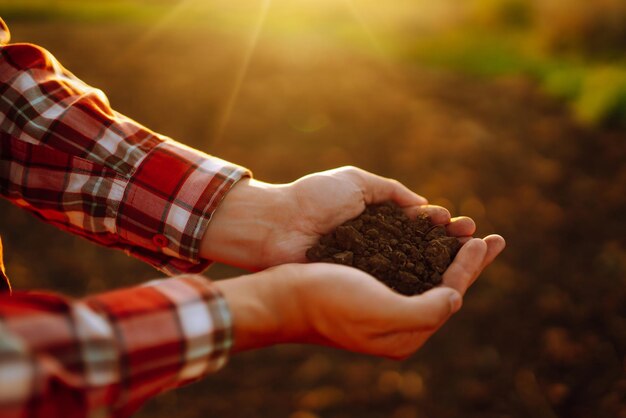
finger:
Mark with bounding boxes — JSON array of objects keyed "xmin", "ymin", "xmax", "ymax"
[
  {"xmin": 346, "ymin": 167, "xmax": 428, "ymax": 206},
  {"xmin": 446, "ymin": 216, "xmax": 476, "ymax": 237},
  {"xmin": 462, "ymin": 235, "xmax": 506, "ymax": 289},
  {"xmin": 404, "ymin": 205, "xmax": 451, "ymax": 225},
  {"xmin": 481, "ymin": 234, "xmax": 506, "ymax": 270},
  {"xmin": 387, "ymin": 287, "xmax": 462, "ymax": 332},
  {"xmin": 442, "ymin": 238, "xmax": 487, "ymax": 296}
]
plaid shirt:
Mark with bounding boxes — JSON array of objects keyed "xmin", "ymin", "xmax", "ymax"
[{"xmin": 0, "ymin": 18, "xmax": 250, "ymax": 417}]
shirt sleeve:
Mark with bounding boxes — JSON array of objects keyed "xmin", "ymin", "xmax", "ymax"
[
  {"xmin": 0, "ymin": 275, "xmax": 232, "ymax": 418},
  {"xmin": 0, "ymin": 42, "xmax": 251, "ymax": 275}
]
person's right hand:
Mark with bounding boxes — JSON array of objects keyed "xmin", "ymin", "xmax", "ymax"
[
  {"xmin": 216, "ymin": 235, "xmax": 504, "ymax": 358},
  {"xmin": 201, "ymin": 167, "xmax": 476, "ymax": 271}
]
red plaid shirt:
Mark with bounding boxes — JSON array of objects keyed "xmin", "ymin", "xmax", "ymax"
[{"xmin": 0, "ymin": 18, "xmax": 250, "ymax": 417}]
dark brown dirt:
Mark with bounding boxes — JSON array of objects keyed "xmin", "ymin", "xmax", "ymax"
[{"xmin": 305, "ymin": 202, "xmax": 461, "ymax": 295}]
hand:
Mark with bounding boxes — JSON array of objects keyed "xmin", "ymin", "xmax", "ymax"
[
  {"xmin": 216, "ymin": 234, "xmax": 505, "ymax": 358},
  {"xmin": 201, "ymin": 166, "xmax": 476, "ymax": 270}
]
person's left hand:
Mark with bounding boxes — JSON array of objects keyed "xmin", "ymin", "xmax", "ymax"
[
  {"xmin": 216, "ymin": 234, "xmax": 505, "ymax": 355},
  {"xmin": 201, "ymin": 166, "xmax": 476, "ymax": 270}
]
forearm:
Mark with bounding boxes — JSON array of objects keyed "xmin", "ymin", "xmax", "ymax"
[{"xmin": 0, "ymin": 41, "xmax": 250, "ymax": 276}]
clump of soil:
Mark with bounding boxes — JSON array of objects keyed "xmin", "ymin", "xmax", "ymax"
[{"xmin": 306, "ymin": 202, "xmax": 462, "ymax": 295}]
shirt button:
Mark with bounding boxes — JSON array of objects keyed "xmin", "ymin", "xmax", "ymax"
[{"xmin": 152, "ymin": 234, "xmax": 169, "ymax": 248}]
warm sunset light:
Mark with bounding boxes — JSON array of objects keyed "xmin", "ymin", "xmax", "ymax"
[{"xmin": 1, "ymin": 1, "xmax": 625, "ymax": 417}]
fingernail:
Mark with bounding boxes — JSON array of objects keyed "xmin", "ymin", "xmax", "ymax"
[{"xmin": 449, "ymin": 292, "xmax": 462, "ymax": 313}]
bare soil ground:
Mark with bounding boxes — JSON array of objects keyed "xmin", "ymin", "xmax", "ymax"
[{"xmin": 2, "ymin": 22, "xmax": 626, "ymax": 418}]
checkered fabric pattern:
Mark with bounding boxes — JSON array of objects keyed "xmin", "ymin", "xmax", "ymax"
[
  {"xmin": 0, "ymin": 19, "xmax": 250, "ymax": 278},
  {"xmin": 0, "ymin": 275, "xmax": 232, "ymax": 418},
  {"xmin": 0, "ymin": 18, "xmax": 245, "ymax": 416}
]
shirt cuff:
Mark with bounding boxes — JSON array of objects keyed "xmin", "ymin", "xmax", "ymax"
[
  {"xmin": 0, "ymin": 274, "xmax": 232, "ymax": 418},
  {"xmin": 115, "ymin": 139, "xmax": 251, "ymax": 275},
  {"xmin": 86, "ymin": 274, "xmax": 233, "ymax": 416},
  {"xmin": 139, "ymin": 275, "xmax": 233, "ymax": 382}
]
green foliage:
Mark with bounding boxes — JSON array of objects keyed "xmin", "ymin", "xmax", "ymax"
[
  {"xmin": 409, "ymin": 32, "xmax": 540, "ymax": 77},
  {"xmin": 574, "ymin": 67, "xmax": 626, "ymax": 127},
  {"xmin": 531, "ymin": 0, "xmax": 626, "ymax": 57},
  {"xmin": 541, "ymin": 65, "xmax": 585, "ymax": 101},
  {"xmin": 408, "ymin": 29, "xmax": 626, "ymax": 128},
  {"xmin": 424, "ymin": 0, "xmax": 626, "ymax": 128},
  {"xmin": 469, "ymin": 0, "xmax": 532, "ymax": 28}
]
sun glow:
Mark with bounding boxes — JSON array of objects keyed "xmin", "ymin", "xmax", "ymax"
[
  {"xmin": 212, "ymin": 0, "xmax": 273, "ymax": 146},
  {"xmin": 209, "ymin": 0, "xmax": 396, "ymax": 144},
  {"xmin": 114, "ymin": 0, "xmax": 434, "ymax": 143}
]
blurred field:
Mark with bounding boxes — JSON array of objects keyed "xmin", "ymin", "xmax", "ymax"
[{"xmin": 1, "ymin": 1, "xmax": 626, "ymax": 417}]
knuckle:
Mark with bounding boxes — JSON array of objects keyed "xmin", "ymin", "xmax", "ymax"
[
  {"xmin": 389, "ymin": 178, "xmax": 406, "ymax": 190},
  {"xmin": 340, "ymin": 165, "xmax": 359, "ymax": 174}
]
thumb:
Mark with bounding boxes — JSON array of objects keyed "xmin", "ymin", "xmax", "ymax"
[{"xmin": 389, "ymin": 287, "xmax": 462, "ymax": 332}]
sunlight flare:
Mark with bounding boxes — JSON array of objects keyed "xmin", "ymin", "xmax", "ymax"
[
  {"xmin": 113, "ymin": 0, "xmax": 195, "ymax": 66},
  {"xmin": 211, "ymin": 0, "xmax": 274, "ymax": 147}
]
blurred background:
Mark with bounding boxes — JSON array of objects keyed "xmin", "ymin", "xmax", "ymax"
[{"xmin": 1, "ymin": 0, "xmax": 626, "ymax": 417}]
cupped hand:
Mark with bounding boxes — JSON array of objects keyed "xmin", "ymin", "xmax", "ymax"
[
  {"xmin": 202, "ymin": 166, "xmax": 476, "ymax": 270},
  {"xmin": 216, "ymin": 234, "xmax": 505, "ymax": 358}
]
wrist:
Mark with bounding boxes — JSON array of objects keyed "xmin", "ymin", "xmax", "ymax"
[
  {"xmin": 216, "ymin": 265, "xmax": 303, "ymax": 352},
  {"xmin": 200, "ymin": 178, "xmax": 288, "ymax": 269}
]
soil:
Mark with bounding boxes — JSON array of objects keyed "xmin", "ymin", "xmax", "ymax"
[{"xmin": 305, "ymin": 202, "xmax": 461, "ymax": 295}]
